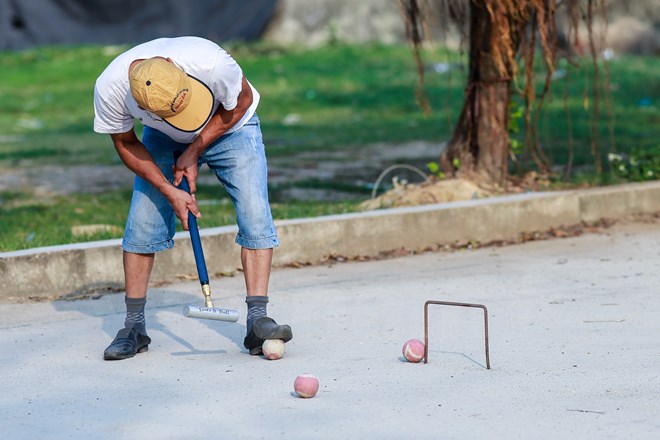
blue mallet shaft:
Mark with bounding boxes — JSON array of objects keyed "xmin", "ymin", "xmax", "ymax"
[{"xmin": 174, "ymin": 150, "xmax": 238, "ymax": 322}]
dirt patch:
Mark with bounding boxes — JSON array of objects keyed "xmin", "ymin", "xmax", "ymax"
[
  {"xmin": 359, "ymin": 170, "xmax": 570, "ymax": 210},
  {"xmin": 0, "ymin": 164, "xmax": 134, "ymax": 197},
  {"xmin": 267, "ymin": 140, "xmax": 443, "ymax": 201},
  {"xmin": 360, "ymin": 177, "xmax": 495, "ymax": 210},
  {"xmin": 1, "ymin": 141, "xmax": 444, "ymax": 201}
]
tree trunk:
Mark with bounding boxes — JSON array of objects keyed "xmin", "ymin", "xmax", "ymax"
[{"xmin": 441, "ymin": 0, "xmax": 514, "ymax": 185}]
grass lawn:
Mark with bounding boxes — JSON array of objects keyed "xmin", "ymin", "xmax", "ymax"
[{"xmin": 0, "ymin": 42, "xmax": 657, "ymax": 251}]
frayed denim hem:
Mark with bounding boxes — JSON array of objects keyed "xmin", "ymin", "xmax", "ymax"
[
  {"xmin": 122, "ymin": 238, "xmax": 174, "ymax": 254},
  {"xmin": 235, "ymin": 234, "xmax": 280, "ymax": 250}
]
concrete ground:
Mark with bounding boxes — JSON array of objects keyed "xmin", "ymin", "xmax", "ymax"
[{"xmin": 1, "ymin": 221, "xmax": 658, "ymax": 439}]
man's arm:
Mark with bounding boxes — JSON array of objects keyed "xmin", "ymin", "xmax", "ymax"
[
  {"xmin": 110, "ymin": 129, "xmax": 200, "ymax": 230},
  {"xmin": 172, "ymin": 75, "xmax": 254, "ymax": 193}
]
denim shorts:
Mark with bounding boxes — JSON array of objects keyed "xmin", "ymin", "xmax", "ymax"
[{"xmin": 122, "ymin": 113, "xmax": 279, "ymax": 253}]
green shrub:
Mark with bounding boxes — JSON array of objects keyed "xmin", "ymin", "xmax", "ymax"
[{"xmin": 608, "ymin": 147, "xmax": 660, "ymax": 181}]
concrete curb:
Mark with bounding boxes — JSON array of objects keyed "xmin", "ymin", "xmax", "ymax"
[{"xmin": 2, "ymin": 181, "xmax": 659, "ymax": 300}]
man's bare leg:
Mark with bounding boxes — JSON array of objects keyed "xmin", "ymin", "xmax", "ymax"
[
  {"xmin": 124, "ymin": 251, "xmax": 154, "ymax": 299},
  {"xmin": 242, "ymin": 247, "xmax": 292, "ymax": 354},
  {"xmin": 241, "ymin": 247, "xmax": 272, "ymax": 297}
]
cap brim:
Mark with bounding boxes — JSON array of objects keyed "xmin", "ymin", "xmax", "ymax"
[{"xmin": 163, "ymin": 75, "xmax": 214, "ymax": 132}]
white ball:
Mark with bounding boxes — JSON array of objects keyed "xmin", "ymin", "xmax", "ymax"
[{"xmin": 262, "ymin": 339, "xmax": 285, "ymax": 360}]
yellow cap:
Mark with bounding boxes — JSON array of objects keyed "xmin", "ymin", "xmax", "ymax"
[{"xmin": 129, "ymin": 58, "xmax": 213, "ymax": 132}]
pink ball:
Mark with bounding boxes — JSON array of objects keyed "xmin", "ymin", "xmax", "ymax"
[
  {"xmin": 294, "ymin": 373, "xmax": 319, "ymax": 398},
  {"xmin": 402, "ymin": 339, "xmax": 425, "ymax": 363}
]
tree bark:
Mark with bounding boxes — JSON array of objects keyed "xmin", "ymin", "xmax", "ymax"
[{"xmin": 441, "ymin": 0, "xmax": 515, "ymax": 185}]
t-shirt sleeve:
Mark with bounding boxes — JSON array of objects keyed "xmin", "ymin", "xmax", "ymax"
[
  {"xmin": 93, "ymin": 77, "xmax": 134, "ymax": 134},
  {"xmin": 210, "ymin": 49, "xmax": 243, "ymax": 111}
]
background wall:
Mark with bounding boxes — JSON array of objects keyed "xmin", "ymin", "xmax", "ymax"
[
  {"xmin": 0, "ymin": 0, "xmax": 277, "ymax": 50},
  {"xmin": 1, "ymin": 0, "xmax": 657, "ymax": 55},
  {"xmin": 264, "ymin": 0, "xmax": 659, "ymax": 55}
]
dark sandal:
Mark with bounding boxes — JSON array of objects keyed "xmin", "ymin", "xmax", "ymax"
[{"xmin": 104, "ymin": 327, "xmax": 151, "ymax": 360}]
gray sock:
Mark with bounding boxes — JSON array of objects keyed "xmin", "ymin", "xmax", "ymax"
[
  {"xmin": 125, "ymin": 296, "xmax": 147, "ymax": 335},
  {"xmin": 246, "ymin": 296, "xmax": 268, "ymax": 333}
]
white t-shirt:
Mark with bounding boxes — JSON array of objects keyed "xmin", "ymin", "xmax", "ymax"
[{"xmin": 93, "ymin": 36, "xmax": 259, "ymax": 144}]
